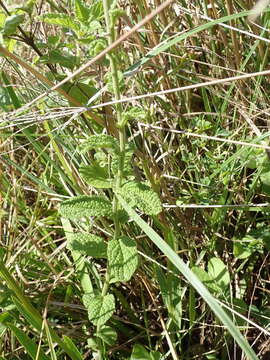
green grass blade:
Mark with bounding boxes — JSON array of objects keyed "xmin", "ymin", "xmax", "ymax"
[
  {"xmin": 117, "ymin": 194, "xmax": 259, "ymax": 360},
  {"xmin": 1, "ymin": 71, "xmax": 21, "ymax": 109},
  {"xmin": 6, "ymin": 323, "xmax": 50, "ymax": 360},
  {"xmin": 125, "ymin": 10, "xmax": 255, "ymax": 76}
]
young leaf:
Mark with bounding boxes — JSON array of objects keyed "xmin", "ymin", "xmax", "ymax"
[
  {"xmin": 74, "ymin": 0, "xmax": 90, "ymax": 23},
  {"xmin": 96, "ymin": 325, "xmax": 117, "ymax": 346},
  {"xmin": 79, "ymin": 163, "xmax": 112, "ymax": 188},
  {"xmin": 78, "ymin": 134, "xmax": 119, "ymax": 153},
  {"xmin": 208, "ymin": 257, "xmax": 230, "ymax": 293},
  {"xmin": 67, "ymin": 233, "xmax": 107, "ymax": 258},
  {"xmin": 3, "ymin": 15, "xmax": 24, "ymax": 35},
  {"xmin": 118, "ymin": 182, "xmax": 162, "ymax": 215},
  {"xmin": 59, "ymin": 195, "xmax": 113, "ymax": 219},
  {"xmin": 39, "ymin": 13, "xmax": 80, "ymax": 32},
  {"xmin": 83, "ymin": 294, "xmax": 115, "ymax": 326},
  {"xmin": 111, "ymin": 143, "xmax": 135, "ymax": 177},
  {"xmin": 108, "ymin": 236, "xmax": 138, "ymax": 283},
  {"xmin": 88, "ymin": 0, "xmax": 104, "ymax": 22}
]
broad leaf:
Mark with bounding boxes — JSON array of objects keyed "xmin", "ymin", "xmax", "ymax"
[
  {"xmin": 119, "ymin": 182, "xmax": 162, "ymax": 215},
  {"xmin": 208, "ymin": 257, "xmax": 230, "ymax": 293},
  {"xmin": 130, "ymin": 344, "xmax": 162, "ymax": 360},
  {"xmin": 108, "ymin": 236, "xmax": 138, "ymax": 283},
  {"xmin": 74, "ymin": 0, "xmax": 90, "ymax": 23},
  {"xmin": 59, "ymin": 195, "xmax": 113, "ymax": 219},
  {"xmin": 39, "ymin": 50, "xmax": 78, "ymax": 70},
  {"xmin": 88, "ymin": 0, "xmax": 103, "ymax": 22},
  {"xmin": 79, "ymin": 134, "xmax": 119, "ymax": 153},
  {"xmin": 83, "ymin": 294, "xmax": 115, "ymax": 326},
  {"xmin": 67, "ymin": 233, "xmax": 107, "ymax": 258},
  {"xmin": 191, "ymin": 266, "xmax": 221, "ymax": 294},
  {"xmin": 39, "ymin": 13, "xmax": 80, "ymax": 32},
  {"xmin": 62, "ymin": 82, "xmax": 97, "ymax": 106},
  {"xmin": 3, "ymin": 15, "xmax": 24, "ymax": 35},
  {"xmin": 80, "ymin": 163, "xmax": 112, "ymax": 188},
  {"xmin": 96, "ymin": 325, "xmax": 117, "ymax": 346}
]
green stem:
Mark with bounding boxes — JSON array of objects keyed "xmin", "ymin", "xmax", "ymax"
[{"xmin": 97, "ymin": 4, "xmax": 127, "ymax": 350}]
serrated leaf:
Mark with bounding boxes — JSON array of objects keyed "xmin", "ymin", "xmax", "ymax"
[
  {"xmin": 59, "ymin": 195, "xmax": 113, "ymax": 219},
  {"xmin": 80, "ymin": 164, "xmax": 112, "ymax": 188},
  {"xmin": 39, "ymin": 13, "xmax": 80, "ymax": 32},
  {"xmin": 79, "ymin": 134, "xmax": 119, "ymax": 153},
  {"xmin": 3, "ymin": 15, "xmax": 24, "ymax": 35},
  {"xmin": 83, "ymin": 294, "xmax": 115, "ymax": 326},
  {"xmin": 88, "ymin": 0, "xmax": 103, "ymax": 22},
  {"xmin": 74, "ymin": 0, "xmax": 90, "ymax": 23},
  {"xmin": 111, "ymin": 143, "xmax": 135, "ymax": 177},
  {"xmin": 67, "ymin": 233, "xmax": 107, "ymax": 258},
  {"xmin": 108, "ymin": 236, "xmax": 138, "ymax": 283},
  {"xmin": 96, "ymin": 325, "xmax": 117, "ymax": 346},
  {"xmin": 119, "ymin": 182, "xmax": 162, "ymax": 215},
  {"xmin": 208, "ymin": 257, "xmax": 230, "ymax": 293}
]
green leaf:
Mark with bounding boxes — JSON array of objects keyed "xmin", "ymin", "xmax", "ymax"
[
  {"xmin": 1, "ymin": 71, "xmax": 21, "ymax": 109},
  {"xmin": 155, "ymin": 266, "xmax": 183, "ymax": 328},
  {"xmin": 130, "ymin": 344, "xmax": 162, "ymax": 360},
  {"xmin": 39, "ymin": 13, "xmax": 80, "ymax": 32},
  {"xmin": 39, "ymin": 49, "xmax": 78, "ymax": 70},
  {"xmin": 3, "ymin": 14, "xmax": 24, "ymax": 35},
  {"xmin": 111, "ymin": 143, "xmax": 135, "ymax": 177},
  {"xmin": 0, "ymin": 12, "xmax": 6, "ymax": 28},
  {"xmin": 119, "ymin": 182, "xmax": 162, "ymax": 215},
  {"xmin": 79, "ymin": 164, "xmax": 112, "ymax": 188},
  {"xmin": 130, "ymin": 344, "xmax": 151, "ymax": 360},
  {"xmin": 233, "ymin": 241, "xmax": 253, "ymax": 259},
  {"xmin": 117, "ymin": 194, "xmax": 259, "ymax": 360},
  {"xmin": 78, "ymin": 134, "xmax": 119, "ymax": 153},
  {"xmin": 62, "ymin": 336, "xmax": 83, "ymax": 360},
  {"xmin": 74, "ymin": 0, "xmax": 90, "ymax": 23},
  {"xmin": 105, "ymin": 70, "xmax": 125, "ymax": 93},
  {"xmin": 108, "ymin": 236, "xmax": 138, "ymax": 283},
  {"xmin": 59, "ymin": 195, "xmax": 113, "ymax": 219},
  {"xmin": 7, "ymin": 323, "xmax": 50, "ymax": 360},
  {"xmin": 67, "ymin": 233, "xmax": 107, "ymax": 258},
  {"xmin": 191, "ymin": 266, "xmax": 221, "ymax": 294},
  {"xmin": 208, "ymin": 257, "xmax": 230, "ymax": 293},
  {"xmin": 62, "ymin": 82, "xmax": 98, "ymax": 106},
  {"xmin": 96, "ymin": 325, "xmax": 117, "ymax": 346},
  {"xmin": 125, "ymin": 10, "xmax": 252, "ymax": 77},
  {"xmin": 88, "ymin": 0, "xmax": 103, "ymax": 22},
  {"xmin": 83, "ymin": 294, "xmax": 115, "ymax": 326}
]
